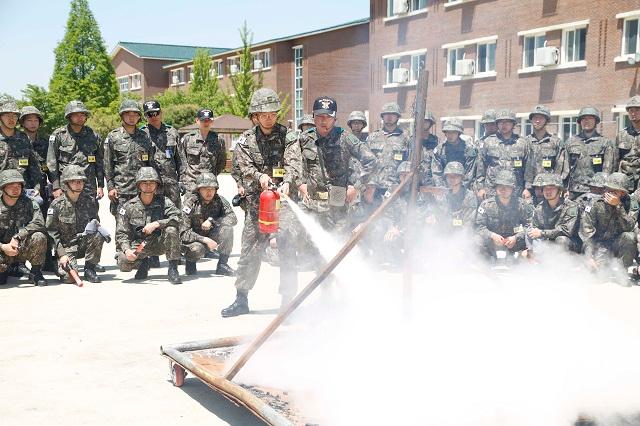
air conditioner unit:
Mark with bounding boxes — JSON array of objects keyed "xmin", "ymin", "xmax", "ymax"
[
  {"xmin": 455, "ymin": 59, "xmax": 475, "ymax": 76},
  {"xmin": 230, "ymin": 64, "xmax": 239, "ymax": 75},
  {"xmin": 534, "ymin": 46, "xmax": 559, "ymax": 67},
  {"xmin": 392, "ymin": 67, "xmax": 410, "ymax": 83},
  {"xmin": 171, "ymin": 75, "xmax": 179, "ymax": 85},
  {"xmin": 253, "ymin": 59, "xmax": 263, "ymax": 70},
  {"xmin": 393, "ymin": 0, "xmax": 409, "ymax": 15}
]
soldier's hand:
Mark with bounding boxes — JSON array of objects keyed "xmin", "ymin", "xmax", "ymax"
[
  {"xmin": 278, "ymin": 183, "xmax": 290, "ymax": 197},
  {"xmin": 363, "ymin": 186, "xmax": 375, "ymax": 204},
  {"xmin": 125, "ymin": 249, "xmax": 137, "ymax": 262},
  {"xmin": 96, "ymin": 187, "xmax": 104, "ymax": 200},
  {"xmin": 522, "ymin": 189, "xmax": 531, "ymax": 199},
  {"xmin": 53, "ymin": 188, "xmax": 63, "ymax": 199},
  {"xmin": 477, "ymin": 188, "xmax": 486, "ymax": 200},
  {"xmin": 346, "ymin": 185, "xmax": 357, "ymax": 203},
  {"xmin": 587, "ymin": 257, "xmax": 599, "ymax": 271},
  {"xmin": 298, "ymin": 183, "xmax": 309, "ymax": 203},
  {"xmin": 1, "ymin": 242, "xmax": 19, "ymax": 257},
  {"xmin": 528, "ymin": 228, "xmax": 542, "ymax": 239},
  {"xmin": 238, "ymin": 185, "xmax": 246, "ymax": 196},
  {"xmin": 269, "ymin": 237, "xmax": 277, "ymax": 248},
  {"xmin": 490, "ymin": 233, "xmax": 504, "ymax": 246},
  {"xmin": 108, "ymin": 188, "xmax": 118, "ymax": 202},
  {"xmin": 604, "ymin": 192, "xmax": 621, "ymax": 206},
  {"xmin": 59, "ymin": 255, "xmax": 70, "ymax": 268},
  {"xmin": 259, "ymin": 174, "xmax": 271, "ymax": 190},
  {"xmin": 504, "ymin": 236, "xmax": 517, "ymax": 249},
  {"xmin": 142, "ymin": 221, "xmax": 160, "ymax": 235},
  {"xmin": 201, "ymin": 219, "xmax": 213, "ymax": 231},
  {"xmin": 384, "ymin": 226, "xmax": 401, "ymax": 242},
  {"xmin": 203, "ymin": 237, "xmax": 218, "ymax": 252}
]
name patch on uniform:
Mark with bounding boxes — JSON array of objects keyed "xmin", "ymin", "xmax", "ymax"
[
  {"xmin": 18, "ymin": 158, "xmax": 29, "ymax": 166},
  {"xmin": 87, "ymin": 155, "xmax": 96, "ymax": 163},
  {"xmin": 41, "ymin": 164, "xmax": 48, "ymax": 172},
  {"xmin": 542, "ymin": 159, "xmax": 552, "ymax": 168},
  {"xmin": 585, "ymin": 205, "xmax": 592, "ymax": 213},
  {"xmin": 592, "ymin": 157, "xmax": 602, "ymax": 165},
  {"xmin": 47, "ymin": 208, "xmax": 54, "ymax": 215},
  {"xmin": 119, "ymin": 207, "xmax": 126, "ymax": 216},
  {"xmin": 182, "ymin": 206, "xmax": 191, "ymax": 214},
  {"xmin": 452, "ymin": 218, "xmax": 463, "ymax": 227},
  {"xmin": 49, "ymin": 135, "xmax": 56, "ymax": 143},
  {"xmin": 142, "ymin": 153, "xmax": 149, "ymax": 161},
  {"xmin": 513, "ymin": 159, "xmax": 523, "ymax": 168},
  {"xmin": 394, "ymin": 153, "xmax": 404, "ymax": 161},
  {"xmin": 513, "ymin": 225, "xmax": 524, "ymax": 233},
  {"xmin": 272, "ymin": 168, "xmax": 285, "ymax": 178}
]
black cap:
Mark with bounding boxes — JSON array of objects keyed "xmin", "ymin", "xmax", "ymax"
[
  {"xmin": 312, "ymin": 97, "xmax": 337, "ymax": 117},
  {"xmin": 197, "ymin": 109, "xmax": 214, "ymax": 120},
  {"xmin": 143, "ymin": 100, "xmax": 161, "ymax": 114}
]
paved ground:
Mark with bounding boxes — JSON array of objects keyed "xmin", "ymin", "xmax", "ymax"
[{"xmin": 0, "ymin": 175, "xmax": 285, "ymax": 425}]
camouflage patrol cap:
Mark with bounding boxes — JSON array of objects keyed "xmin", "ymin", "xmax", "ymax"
[
  {"xmin": 626, "ymin": 96, "xmax": 640, "ymax": 110},
  {"xmin": 532, "ymin": 174, "xmax": 545, "ymax": 187},
  {"xmin": 19, "ymin": 106, "xmax": 43, "ymax": 123},
  {"xmin": 442, "ymin": 118, "xmax": 463, "ymax": 133},
  {"xmin": 605, "ymin": 172, "xmax": 629, "ymax": 192},
  {"xmin": 529, "ymin": 105, "xmax": 551, "ymax": 121},
  {"xmin": 577, "ymin": 106, "xmax": 601, "ymax": 124},
  {"xmin": 397, "ymin": 161, "xmax": 412, "ymax": 174},
  {"xmin": 61, "ymin": 165, "xmax": 87, "ymax": 183},
  {"xmin": 195, "ymin": 172, "xmax": 219, "ymax": 189},
  {"xmin": 64, "ymin": 100, "xmax": 91, "ymax": 119},
  {"xmin": 119, "ymin": 99, "xmax": 141, "ymax": 116},
  {"xmin": 539, "ymin": 173, "xmax": 563, "ymax": 188},
  {"xmin": 480, "ymin": 109, "xmax": 496, "ymax": 124},
  {"xmin": 443, "ymin": 161, "xmax": 465, "ymax": 176},
  {"xmin": 494, "ymin": 109, "xmax": 517, "ymax": 123},
  {"xmin": 424, "ymin": 110, "xmax": 436, "ymax": 124},
  {"xmin": 589, "ymin": 172, "xmax": 608, "ymax": 188},
  {"xmin": 380, "ymin": 102, "xmax": 401, "ymax": 118},
  {"xmin": 0, "ymin": 169, "xmax": 25, "ymax": 189},
  {"xmin": 494, "ymin": 170, "xmax": 516, "ymax": 187},
  {"xmin": 0, "ymin": 101, "xmax": 20, "ymax": 115},
  {"xmin": 135, "ymin": 167, "xmax": 161, "ymax": 185},
  {"xmin": 250, "ymin": 88, "xmax": 281, "ymax": 113},
  {"xmin": 347, "ymin": 110, "xmax": 367, "ymax": 127},
  {"xmin": 298, "ymin": 114, "xmax": 315, "ymax": 130}
]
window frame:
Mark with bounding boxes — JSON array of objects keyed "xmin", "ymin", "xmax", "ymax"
[
  {"xmin": 251, "ymin": 49, "xmax": 272, "ymax": 72},
  {"xmin": 522, "ymin": 33, "xmax": 546, "ymax": 69},
  {"xmin": 170, "ymin": 68, "xmax": 185, "ymax": 86},
  {"xmin": 227, "ymin": 56, "xmax": 241, "ymax": 75},
  {"xmin": 130, "ymin": 73, "xmax": 141, "ymax": 90},
  {"xmin": 211, "ymin": 60, "xmax": 224, "ymax": 78},
  {"xmin": 384, "ymin": 0, "xmax": 428, "ymax": 21},
  {"xmin": 562, "ymin": 26, "xmax": 587, "ymax": 64},
  {"xmin": 293, "ymin": 45, "xmax": 304, "ymax": 127},
  {"xmin": 118, "ymin": 76, "xmax": 129, "ymax": 92},
  {"xmin": 476, "ymin": 41, "xmax": 496, "ymax": 74}
]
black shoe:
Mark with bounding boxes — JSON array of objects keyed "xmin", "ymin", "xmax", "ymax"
[
  {"xmin": 8, "ymin": 264, "xmax": 23, "ymax": 277},
  {"xmin": 0, "ymin": 271, "xmax": 7, "ymax": 285},
  {"xmin": 149, "ymin": 256, "xmax": 161, "ymax": 268},
  {"xmin": 31, "ymin": 267, "xmax": 48, "ymax": 287},
  {"xmin": 221, "ymin": 291, "xmax": 249, "ymax": 318},
  {"xmin": 168, "ymin": 260, "xmax": 182, "ymax": 284},
  {"xmin": 215, "ymin": 263, "xmax": 236, "ymax": 276},
  {"xmin": 83, "ymin": 263, "xmax": 101, "ymax": 283},
  {"xmin": 18, "ymin": 263, "xmax": 32, "ymax": 277},
  {"xmin": 185, "ymin": 261, "xmax": 197, "ymax": 275},
  {"xmin": 134, "ymin": 259, "xmax": 149, "ymax": 280},
  {"xmin": 205, "ymin": 250, "xmax": 220, "ymax": 259},
  {"xmin": 43, "ymin": 255, "xmax": 58, "ymax": 273},
  {"xmin": 93, "ymin": 264, "xmax": 106, "ymax": 273}
]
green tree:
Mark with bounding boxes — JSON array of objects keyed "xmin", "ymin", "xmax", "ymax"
[
  {"xmin": 190, "ymin": 48, "xmax": 224, "ymax": 112},
  {"xmin": 48, "ymin": 0, "xmax": 118, "ymax": 129}
]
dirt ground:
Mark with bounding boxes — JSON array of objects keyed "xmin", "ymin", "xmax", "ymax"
[{"xmin": 0, "ymin": 175, "xmax": 286, "ymax": 425}]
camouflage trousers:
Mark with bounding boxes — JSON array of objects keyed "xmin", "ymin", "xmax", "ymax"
[
  {"xmin": 588, "ymin": 232, "xmax": 637, "ymax": 268},
  {"xmin": 0, "ymin": 232, "xmax": 47, "ymax": 271},
  {"xmin": 477, "ymin": 235, "xmax": 527, "ymax": 258},
  {"xmin": 109, "ymin": 193, "xmax": 136, "ymax": 217},
  {"xmin": 159, "ymin": 179, "xmax": 181, "ymax": 209},
  {"xmin": 57, "ymin": 233, "xmax": 104, "ymax": 280},
  {"xmin": 182, "ymin": 224, "xmax": 234, "ymax": 261},
  {"xmin": 116, "ymin": 226, "xmax": 181, "ymax": 271}
]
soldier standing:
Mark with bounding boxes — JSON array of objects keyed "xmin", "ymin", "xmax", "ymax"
[
  {"xmin": 115, "ymin": 167, "xmax": 182, "ymax": 284},
  {"xmin": 180, "ymin": 173, "xmax": 236, "ymax": 276},
  {"xmin": 565, "ymin": 107, "xmax": 617, "ymax": 199},
  {"xmin": 178, "ymin": 108, "xmax": 226, "ymax": 193},
  {"xmin": 475, "ymin": 109, "xmax": 497, "ymax": 149},
  {"xmin": 347, "ymin": 111, "xmax": 368, "ymax": 142},
  {"xmin": 140, "ymin": 100, "xmax": 182, "ymax": 208},
  {"xmin": 46, "ymin": 165, "xmax": 104, "ymax": 283},
  {"xmin": 0, "ymin": 170, "xmax": 48, "ymax": 286},
  {"xmin": 617, "ymin": 96, "xmax": 640, "ymax": 188},
  {"xmin": 297, "ymin": 114, "xmax": 315, "ymax": 134},
  {"xmin": 431, "ymin": 119, "xmax": 477, "ymax": 188}
]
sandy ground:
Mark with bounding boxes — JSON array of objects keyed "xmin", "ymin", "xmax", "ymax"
[{"xmin": 0, "ymin": 175, "xmax": 287, "ymax": 426}]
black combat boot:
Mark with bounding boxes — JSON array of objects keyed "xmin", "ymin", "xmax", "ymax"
[
  {"xmin": 168, "ymin": 260, "xmax": 182, "ymax": 284},
  {"xmin": 93, "ymin": 264, "xmax": 106, "ymax": 273},
  {"xmin": 8, "ymin": 263, "xmax": 23, "ymax": 277},
  {"xmin": 0, "ymin": 270, "xmax": 8, "ymax": 285},
  {"xmin": 215, "ymin": 255, "xmax": 235, "ymax": 276},
  {"xmin": 31, "ymin": 266, "xmax": 48, "ymax": 287},
  {"xmin": 185, "ymin": 261, "xmax": 197, "ymax": 275},
  {"xmin": 134, "ymin": 258, "xmax": 149, "ymax": 280},
  {"xmin": 149, "ymin": 255, "xmax": 161, "ymax": 268},
  {"xmin": 221, "ymin": 290, "xmax": 249, "ymax": 318},
  {"xmin": 83, "ymin": 263, "xmax": 101, "ymax": 283},
  {"xmin": 43, "ymin": 249, "xmax": 57, "ymax": 273}
]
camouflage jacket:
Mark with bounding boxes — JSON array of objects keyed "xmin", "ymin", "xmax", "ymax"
[
  {"xmin": 47, "ymin": 124, "xmax": 103, "ymax": 191},
  {"xmin": 575, "ymin": 192, "xmax": 601, "ymax": 215},
  {"xmin": 46, "ymin": 192, "xmax": 98, "ymax": 257},
  {"xmin": 475, "ymin": 133, "xmax": 529, "ymax": 193},
  {"xmin": 0, "ymin": 194, "xmax": 45, "ymax": 244},
  {"xmin": 475, "ymin": 196, "xmax": 534, "ymax": 241},
  {"xmin": 180, "ymin": 192, "xmax": 237, "ymax": 244},
  {"xmin": 431, "ymin": 138, "xmax": 477, "ymax": 188},
  {"xmin": 0, "ymin": 129, "xmax": 42, "ymax": 191},
  {"xmin": 26, "ymin": 132, "xmax": 49, "ymax": 170},
  {"xmin": 230, "ymin": 128, "xmax": 253, "ymax": 189},
  {"xmin": 617, "ymin": 125, "xmax": 640, "ymax": 156},
  {"xmin": 565, "ymin": 132, "xmax": 617, "ymax": 194},
  {"xmin": 524, "ymin": 132, "xmax": 568, "ymax": 188},
  {"xmin": 532, "ymin": 198, "xmax": 579, "ymax": 240},
  {"xmin": 366, "ymin": 126, "xmax": 410, "ymax": 189},
  {"xmin": 104, "ymin": 126, "xmax": 155, "ymax": 196},
  {"xmin": 427, "ymin": 188, "xmax": 478, "ymax": 231},
  {"xmin": 579, "ymin": 196, "xmax": 638, "ymax": 254},
  {"xmin": 617, "ymin": 126, "xmax": 640, "ymax": 184},
  {"xmin": 141, "ymin": 123, "xmax": 181, "ymax": 185},
  {"xmin": 178, "ymin": 129, "xmax": 226, "ymax": 191},
  {"xmin": 115, "ymin": 195, "xmax": 180, "ymax": 252}
]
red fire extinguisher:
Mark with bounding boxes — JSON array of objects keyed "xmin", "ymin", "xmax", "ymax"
[{"xmin": 259, "ymin": 188, "xmax": 280, "ymax": 233}]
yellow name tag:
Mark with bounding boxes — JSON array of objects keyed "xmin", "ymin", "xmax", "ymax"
[
  {"xmin": 542, "ymin": 159, "xmax": 552, "ymax": 168},
  {"xmin": 452, "ymin": 219, "xmax": 463, "ymax": 227},
  {"xmin": 41, "ymin": 164, "xmax": 48, "ymax": 172},
  {"xmin": 513, "ymin": 160, "xmax": 523, "ymax": 168},
  {"xmin": 317, "ymin": 192, "xmax": 328, "ymax": 200},
  {"xmin": 513, "ymin": 225, "xmax": 524, "ymax": 233},
  {"xmin": 272, "ymin": 168, "xmax": 285, "ymax": 178},
  {"xmin": 87, "ymin": 155, "xmax": 96, "ymax": 163},
  {"xmin": 18, "ymin": 158, "xmax": 28, "ymax": 166},
  {"xmin": 275, "ymin": 200, "xmax": 281, "ymax": 210},
  {"xmin": 142, "ymin": 153, "xmax": 149, "ymax": 161},
  {"xmin": 592, "ymin": 157, "xmax": 602, "ymax": 165},
  {"xmin": 394, "ymin": 153, "xmax": 404, "ymax": 161}
]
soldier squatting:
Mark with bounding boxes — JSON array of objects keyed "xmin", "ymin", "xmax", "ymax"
[{"xmin": 2, "ymin": 94, "xmax": 640, "ymax": 317}]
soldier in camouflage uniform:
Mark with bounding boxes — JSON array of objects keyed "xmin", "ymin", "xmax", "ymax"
[
  {"xmin": 475, "ymin": 109, "xmax": 497, "ymax": 150},
  {"xmin": 575, "ymin": 172, "xmax": 608, "ymax": 218},
  {"xmin": 178, "ymin": 108, "xmax": 226, "ymax": 193},
  {"xmin": 46, "ymin": 165, "xmax": 103, "ymax": 283},
  {"xmin": 431, "ymin": 118, "xmax": 477, "ymax": 188},
  {"xmin": 425, "ymin": 161, "xmax": 478, "ymax": 232},
  {"xmin": 298, "ymin": 114, "xmax": 315, "ymax": 134},
  {"xmin": 579, "ymin": 172, "xmax": 638, "ymax": 269},
  {"xmin": 104, "ymin": 99, "xmax": 156, "ymax": 217},
  {"xmin": 523, "ymin": 105, "xmax": 568, "ymax": 195},
  {"xmin": 140, "ymin": 100, "xmax": 181, "ymax": 208},
  {"xmin": 475, "ymin": 169, "xmax": 534, "ymax": 257},
  {"xmin": 527, "ymin": 173, "xmax": 580, "ymax": 252},
  {"xmin": 565, "ymin": 107, "xmax": 617, "ymax": 199},
  {"xmin": 221, "ymin": 88, "xmax": 302, "ymax": 317},
  {"xmin": 180, "ymin": 173, "xmax": 236, "ymax": 276},
  {"xmin": 475, "ymin": 109, "xmax": 530, "ymax": 200},
  {"xmin": 617, "ymin": 96, "xmax": 640, "ymax": 189},
  {"xmin": 347, "ymin": 110, "xmax": 367, "ymax": 142},
  {"xmin": 115, "ymin": 167, "xmax": 182, "ymax": 284},
  {"xmin": 0, "ymin": 170, "xmax": 48, "ymax": 286},
  {"xmin": 530, "ymin": 173, "xmax": 545, "ymax": 206},
  {"xmin": 421, "ymin": 110, "xmax": 439, "ymax": 152}
]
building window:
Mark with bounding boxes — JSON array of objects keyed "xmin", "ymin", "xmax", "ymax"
[
  {"xmin": 187, "ymin": 65, "xmax": 194, "ymax": 82},
  {"xmin": 385, "ymin": 58, "xmax": 401, "ymax": 84},
  {"xmin": 211, "ymin": 60, "xmax": 224, "ymax": 77},
  {"xmin": 227, "ymin": 57, "xmax": 241, "ymax": 75},
  {"xmin": 447, "ymin": 48, "xmax": 465, "ymax": 77},
  {"xmin": 561, "ymin": 116, "xmax": 579, "ymax": 140},
  {"xmin": 118, "ymin": 76, "xmax": 129, "ymax": 92},
  {"xmin": 523, "ymin": 34, "xmax": 546, "ymax": 68},
  {"xmin": 252, "ymin": 49, "xmax": 271, "ymax": 70},
  {"xmin": 520, "ymin": 118, "xmax": 533, "ymax": 136},
  {"xmin": 410, "ymin": 54, "xmax": 426, "ymax": 82},
  {"xmin": 293, "ymin": 46, "xmax": 303, "ymax": 127},
  {"xmin": 476, "ymin": 42, "xmax": 496, "ymax": 73},
  {"xmin": 170, "ymin": 68, "xmax": 184, "ymax": 85},
  {"xmin": 624, "ymin": 18, "xmax": 640, "ymax": 55},
  {"xmin": 130, "ymin": 73, "xmax": 141, "ymax": 90},
  {"xmin": 386, "ymin": 0, "xmax": 427, "ymax": 17},
  {"xmin": 563, "ymin": 27, "xmax": 587, "ymax": 63}
]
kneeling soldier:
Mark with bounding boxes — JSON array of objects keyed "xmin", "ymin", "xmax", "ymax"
[
  {"xmin": 180, "ymin": 173, "xmax": 237, "ymax": 276},
  {"xmin": 0, "ymin": 170, "xmax": 48, "ymax": 286},
  {"xmin": 115, "ymin": 167, "xmax": 182, "ymax": 283},
  {"xmin": 46, "ymin": 165, "xmax": 104, "ymax": 283}
]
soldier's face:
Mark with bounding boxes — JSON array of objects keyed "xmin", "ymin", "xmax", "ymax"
[
  {"xmin": 422, "ymin": 120, "xmax": 433, "ymax": 134},
  {"xmin": 445, "ymin": 174, "xmax": 463, "ymax": 188},
  {"xmin": 146, "ymin": 111, "xmax": 162, "ymax": 127},
  {"xmin": 628, "ymin": 107, "xmax": 640, "ymax": 123},
  {"xmin": 496, "ymin": 185, "xmax": 513, "ymax": 199},
  {"xmin": 256, "ymin": 112, "xmax": 278, "ymax": 130},
  {"xmin": 444, "ymin": 131, "xmax": 459, "ymax": 143},
  {"xmin": 68, "ymin": 112, "xmax": 87, "ymax": 127},
  {"xmin": 349, "ymin": 121, "xmax": 365, "ymax": 133},
  {"xmin": 138, "ymin": 181, "xmax": 157, "ymax": 194},
  {"xmin": 497, "ymin": 120, "xmax": 514, "ymax": 135},
  {"xmin": 198, "ymin": 187, "xmax": 216, "ymax": 202},
  {"xmin": 122, "ymin": 111, "xmax": 140, "ymax": 126},
  {"xmin": 607, "ymin": 189, "xmax": 626, "ymax": 199},
  {"xmin": 483, "ymin": 122, "xmax": 497, "ymax": 135},
  {"xmin": 21, "ymin": 115, "xmax": 41, "ymax": 133},
  {"xmin": 314, "ymin": 114, "xmax": 336, "ymax": 137},
  {"xmin": 67, "ymin": 179, "xmax": 85, "ymax": 193},
  {"xmin": 542, "ymin": 185, "xmax": 560, "ymax": 201},
  {"xmin": 300, "ymin": 124, "xmax": 314, "ymax": 132},
  {"xmin": 531, "ymin": 114, "xmax": 547, "ymax": 131},
  {"xmin": 250, "ymin": 114, "xmax": 259, "ymax": 126},
  {"xmin": 197, "ymin": 118, "xmax": 213, "ymax": 132},
  {"xmin": 3, "ymin": 183, "xmax": 22, "ymax": 198},
  {"xmin": 580, "ymin": 116, "xmax": 596, "ymax": 132},
  {"xmin": 382, "ymin": 113, "xmax": 399, "ymax": 127},
  {"xmin": 0, "ymin": 113, "xmax": 18, "ymax": 129}
]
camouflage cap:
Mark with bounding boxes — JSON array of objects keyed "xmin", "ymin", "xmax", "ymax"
[
  {"xmin": 135, "ymin": 167, "xmax": 161, "ymax": 185},
  {"xmin": 442, "ymin": 118, "xmax": 463, "ymax": 133},
  {"xmin": 626, "ymin": 96, "xmax": 640, "ymax": 110},
  {"xmin": 605, "ymin": 172, "xmax": 629, "ymax": 192},
  {"xmin": 347, "ymin": 110, "xmax": 367, "ymax": 127},
  {"xmin": 480, "ymin": 109, "xmax": 496, "ymax": 124},
  {"xmin": 494, "ymin": 170, "xmax": 517, "ymax": 187},
  {"xmin": 424, "ymin": 110, "xmax": 436, "ymax": 124},
  {"xmin": 250, "ymin": 88, "xmax": 281, "ymax": 113},
  {"xmin": 119, "ymin": 99, "xmax": 141, "ymax": 116},
  {"xmin": 64, "ymin": 100, "xmax": 91, "ymax": 119},
  {"xmin": 380, "ymin": 102, "xmax": 401, "ymax": 118},
  {"xmin": 494, "ymin": 109, "xmax": 517, "ymax": 123},
  {"xmin": 529, "ymin": 105, "xmax": 551, "ymax": 121},
  {"xmin": 397, "ymin": 161, "xmax": 412, "ymax": 174},
  {"xmin": 0, "ymin": 101, "xmax": 20, "ymax": 115},
  {"xmin": 539, "ymin": 173, "xmax": 563, "ymax": 188},
  {"xmin": 61, "ymin": 164, "xmax": 87, "ymax": 183},
  {"xmin": 443, "ymin": 161, "xmax": 464, "ymax": 176},
  {"xmin": 0, "ymin": 169, "xmax": 25, "ymax": 189},
  {"xmin": 532, "ymin": 174, "xmax": 545, "ymax": 187},
  {"xmin": 578, "ymin": 106, "xmax": 601, "ymax": 124},
  {"xmin": 19, "ymin": 105, "xmax": 43, "ymax": 123},
  {"xmin": 195, "ymin": 172, "xmax": 219, "ymax": 189},
  {"xmin": 589, "ymin": 172, "xmax": 608, "ymax": 188},
  {"xmin": 298, "ymin": 114, "xmax": 315, "ymax": 130}
]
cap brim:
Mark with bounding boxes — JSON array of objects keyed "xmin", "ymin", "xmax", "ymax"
[{"xmin": 313, "ymin": 109, "xmax": 336, "ymax": 117}]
